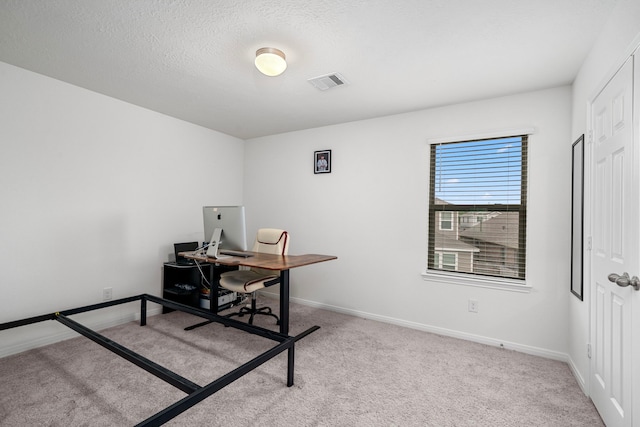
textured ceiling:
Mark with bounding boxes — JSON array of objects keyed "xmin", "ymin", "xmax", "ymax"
[{"xmin": 0, "ymin": 0, "xmax": 618, "ymax": 139}]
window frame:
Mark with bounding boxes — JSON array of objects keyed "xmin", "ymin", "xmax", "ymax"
[{"xmin": 423, "ymin": 128, "xmax": 534, "ymax": 291}]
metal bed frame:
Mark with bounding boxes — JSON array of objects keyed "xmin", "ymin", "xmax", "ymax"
[{"xmin": 0, "ymin": 294, "xmax": 319, "ymax": 426}]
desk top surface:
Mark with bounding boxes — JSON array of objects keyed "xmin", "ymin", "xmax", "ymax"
[{"xmin": 180, "ymin": 251, "xmax": 337, "ymax": 271}]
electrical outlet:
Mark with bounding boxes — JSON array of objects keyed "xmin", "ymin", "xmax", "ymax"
[
  {"xmin": 103, "ymin": 287, "xmax": 113, "ymax": 301},
  {"xmin": 468, "ymin": 299, "xmax": 478, "ymax": 313}
]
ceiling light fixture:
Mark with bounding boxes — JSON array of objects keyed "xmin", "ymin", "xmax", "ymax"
[{"xmin": 255, "ymin": 47, "xmax": 287, "ymax": 77}]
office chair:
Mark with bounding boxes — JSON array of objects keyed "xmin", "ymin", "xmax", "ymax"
[{"xmin": 219, "ymin": 228, "xmax": 289, "ymax": 325}]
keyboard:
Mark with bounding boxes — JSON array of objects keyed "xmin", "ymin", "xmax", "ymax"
[{"xmin": 219, "ymin": 250, "xmax": 253, "ymax": 258}]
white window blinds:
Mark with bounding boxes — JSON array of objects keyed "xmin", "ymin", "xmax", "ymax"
[{"xmin": 428, "ymin": 135, "xmax": 528, "ymax": 280}]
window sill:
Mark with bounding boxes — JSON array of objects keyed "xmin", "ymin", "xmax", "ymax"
[{"xmin": 421, "ymin": 270, "xmax": 532, "ymax": 293}]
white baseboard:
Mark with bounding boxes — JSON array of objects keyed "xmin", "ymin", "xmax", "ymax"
[
  {"xmin": 0, "ymin": 306, "xmax": 163, "ymax": 358},
  {"xmin": 7, "ymin": 291, "xmax": 583, "ymax": 392},
  {"xmin": 277, "ymin": 293, "xmax": 570, "ymax": 363},
  {"xmin": 567, "ymin": 355, "xmax": 589, "ymax": 396}
]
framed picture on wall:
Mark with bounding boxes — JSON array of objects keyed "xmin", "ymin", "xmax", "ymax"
[
  {"xmin": 314, "ymin": 150, "xmax": 331, "ymax": 174},
  {"xmin": 571, "ymin": 134, "xmax": 584, "ymax": 300}
]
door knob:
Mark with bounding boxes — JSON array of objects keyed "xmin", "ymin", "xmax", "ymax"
[{"xmin": 608, "ymin": 272, "xmax": 640, "ymax": 290}]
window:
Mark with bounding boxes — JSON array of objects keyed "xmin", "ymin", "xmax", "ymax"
[
  {"xmin": 435, "ymin": 252, "xmax": 458, "ymax": 270},
  {"xmin": 428, "ymin": 135, "xmax": 528, "ymax": 281},
  {"xmin": 439, "ymin": 211, "xmax": 453, "ymax": 230}
]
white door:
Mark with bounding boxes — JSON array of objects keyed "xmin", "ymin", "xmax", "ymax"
[{"xmin": 589, "ymin": 57, "xmax": 638, "ymax": 427}]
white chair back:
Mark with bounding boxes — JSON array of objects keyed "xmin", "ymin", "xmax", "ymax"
[{"xmin": 252, "ymin": 228, "xmax": 289, "ymax": 255}]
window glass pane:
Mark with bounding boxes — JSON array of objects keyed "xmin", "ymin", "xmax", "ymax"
[{"xmin": 441, "ymin": 253, "xmax": 456, "ymax": 270}]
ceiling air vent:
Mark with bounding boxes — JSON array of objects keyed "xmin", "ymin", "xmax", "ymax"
[{"xmin": 307, "ymin": 72, "xmax": 349, "ymax": 91}]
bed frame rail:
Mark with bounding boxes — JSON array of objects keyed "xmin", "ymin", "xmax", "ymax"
[{"xmin": 0, "ymin": 293, "xmax": 318, "ymax": 426}]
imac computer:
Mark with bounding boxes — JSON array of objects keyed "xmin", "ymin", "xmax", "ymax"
[{"xmin": 202, "ymin": 206, "xmax": 248, "ymax": 258}]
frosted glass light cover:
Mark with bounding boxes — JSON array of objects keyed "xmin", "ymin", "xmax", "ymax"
[{"xmin": 255, "ymin": 47, "xmax": 287, "ymax": 76}]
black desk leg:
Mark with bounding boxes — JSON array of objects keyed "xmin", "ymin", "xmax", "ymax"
[
  {"xmin": 280, "ymin": 269, "xmax": 293, "ymax": 386},
  {"xmin": 287, "ymin": 343, "xmax": 295, "ymax": 387},
  {"xmin": 279, "ymin": 269, "xmax": 290, "ymax": 335},
  {"xmin": 140, "ymin": 297, "xmax": 147, "ymax": 326}
]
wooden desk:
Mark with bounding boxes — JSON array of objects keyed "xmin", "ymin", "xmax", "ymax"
[{"xmin": 181, "ymin": 251, "xmax": 337, "ymax": 335}]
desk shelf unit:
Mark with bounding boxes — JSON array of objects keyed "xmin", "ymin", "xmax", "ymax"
[{"xmin": 162, "ymin": 262, "xmax": 240, "ymax": 314}]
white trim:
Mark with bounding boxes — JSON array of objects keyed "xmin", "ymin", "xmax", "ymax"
[
  {"xmin": 567, "ymin": 354, "xmax": 589, "ymax": 396},
  {"xmin": 421, "ymin": 269, "xmax": 531, "ymax": 293},
  {"xmin": 285, "ymin": 294, "xmax": 564, "ymax": 361},
  {"xmin": 436, "ymin": 246, "xmax": 479, "ymax": 253},
  {"xmin": 0, "ymin": 307, "xmax": 163, "ymax": 358},
  {"xmin": 588, "ymin": 31, "xmax": 640, "ymax": 103},
  {"xmin": 427, "ymin": 127, "xmax": 537, "ymax": 145}
]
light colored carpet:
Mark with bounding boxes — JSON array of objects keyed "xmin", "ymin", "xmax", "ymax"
[{"xmin": 0, "ymin": 301, "xmax": 603, "ymax": 426}]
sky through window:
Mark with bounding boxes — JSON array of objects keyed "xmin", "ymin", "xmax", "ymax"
[{"xmin": 434, "ymin": 136, "xmax": 523, "ymax": 205}]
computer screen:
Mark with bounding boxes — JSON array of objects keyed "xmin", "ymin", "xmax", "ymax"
[
  {"xmin": 174, "ymin": 241, "xmax": 199, "ymax": 265},
  {"xmin": 203, "ymin": 206, "xmax": 248, "ymax": 256}
]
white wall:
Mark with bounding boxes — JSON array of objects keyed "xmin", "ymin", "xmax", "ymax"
[
  {"xmin": 569, "ymin": 0, "xmax": 640, "ymax": 394},
  {"xmin": 4, "ymin": 0, "xmax": 636, "ymax": 370},
  {"xmin": 245, "ymin": 86, "xmax": 572, "ymax": 358},
  {"xmin": 0, "ymin": 62, "xmax": 244, "ymax": 357}
]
